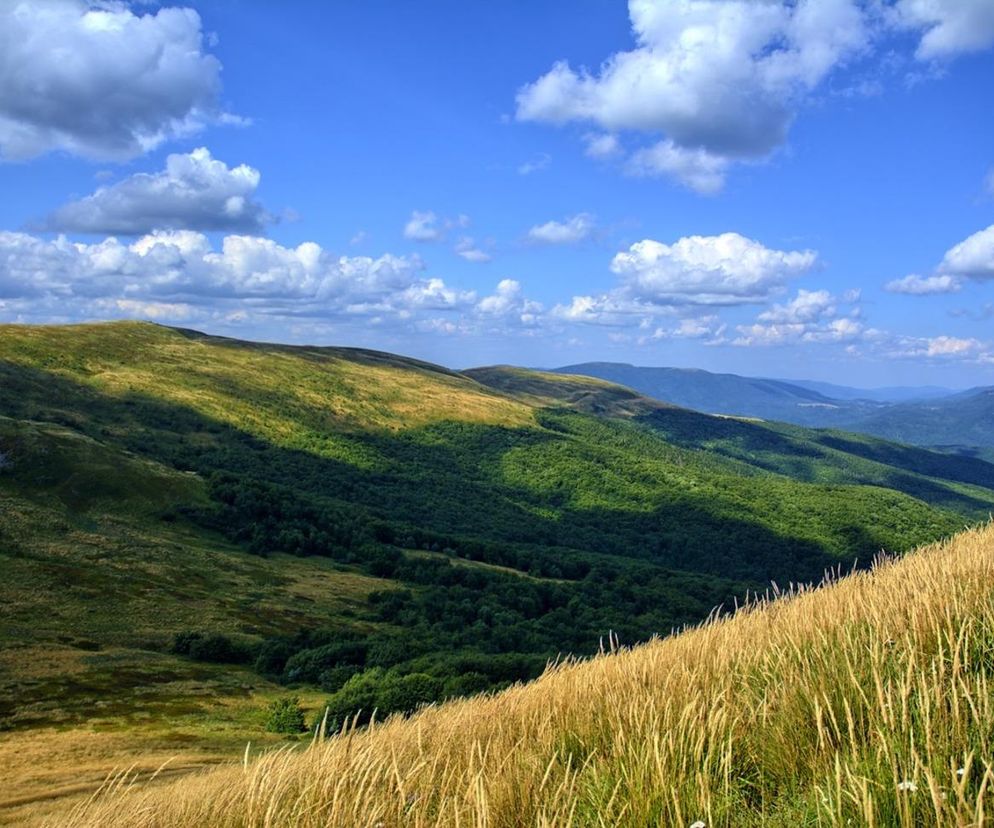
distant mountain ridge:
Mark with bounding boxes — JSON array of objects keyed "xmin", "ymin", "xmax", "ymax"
[
  {"xmin": 554, "ymin": 362, "xmax": 994, "ymax": 455},
  {"xmin": 553, "ymin": 362, "xmax": 882, "ymax": 426},
  {"xmin": 770, "ymin": 378, "xmax": 958, "ymax": 403}
]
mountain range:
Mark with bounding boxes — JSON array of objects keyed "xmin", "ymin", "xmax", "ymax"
[{"xmin": 555, "ymin": 362, "xmax": 994, "ymax": 458}]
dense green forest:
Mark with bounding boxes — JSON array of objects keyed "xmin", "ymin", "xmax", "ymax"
[{"xmin": 2, "ymin": 322, "xmax": 990, "ymax": 726}]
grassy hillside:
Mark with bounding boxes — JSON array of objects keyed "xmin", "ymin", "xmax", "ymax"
[
  {"xmin": 64, "ymin": 522, "xmax": 994, "ymax": 827},
  {"xmin": 3, "ymin": 322, "xmax": 994, "ymax": 819}
]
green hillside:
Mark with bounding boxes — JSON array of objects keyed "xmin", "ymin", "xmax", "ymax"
[{"xmin": 2, "ymin": 321, "xmax": 993, "ymax": 811}]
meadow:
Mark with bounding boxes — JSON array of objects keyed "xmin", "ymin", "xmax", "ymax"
[{"xmin": 63, "ymin": 521, "xmax": 994, "ymax": 826}]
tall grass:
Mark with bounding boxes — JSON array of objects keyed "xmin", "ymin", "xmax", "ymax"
[{"xmin": 65, "ymin": 523, "xmax": 994, "ymax": 826}]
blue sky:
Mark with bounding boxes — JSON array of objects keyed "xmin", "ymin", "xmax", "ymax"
[{"xmin": 1, "ymin": 1, "xmax": 993, "ymax": 386}]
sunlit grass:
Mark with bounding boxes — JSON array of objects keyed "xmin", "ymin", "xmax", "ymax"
[
  {"xmin": 0, "ymin": 322, "xmax": 535, "ymax": 454},
  {"xmin": 64, "ymin": 522, "xmax": 994, "ymax": 826}
]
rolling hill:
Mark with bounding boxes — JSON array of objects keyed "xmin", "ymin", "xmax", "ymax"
[{"xmin": 3, "ymin": 321, "xmax": 994, "ymax": 821}]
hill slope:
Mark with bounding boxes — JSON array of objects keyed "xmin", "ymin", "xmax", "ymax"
[
  {"xmin": 3, "ymin": 322, "xmax": 994, "ymax": 818},
  {"xmin": 65, "ymin": 522, "xmax": 994, "ymax": 827}
]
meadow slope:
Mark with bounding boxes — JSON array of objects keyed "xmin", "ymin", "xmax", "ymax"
[
  {"xmin": 3, "ymin": 321, "xmax": 994, "ymax": 823},
  {"xmin": 66, "ymin": 522, "xmax": 994, "ymax": 827}
]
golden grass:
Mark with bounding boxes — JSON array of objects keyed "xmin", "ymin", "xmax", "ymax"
[
  {"xmin": 0, "ymin": 322, "xmax": 535, "ymax": 443},
  {"xmin": 0, "ymin": 689, "xmax": 331, "ymax": 827},
  {"xmin": 57, "ymin": 522, "xmax": 994, "ymax": 826}
]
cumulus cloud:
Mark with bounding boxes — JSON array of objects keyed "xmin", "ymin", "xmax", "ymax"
[
  {"xmin": 454, "ymin": 237, "xmax": 492, "ymax": 263},
  {"xmin": 0, "ymin": 230, "xmax": 480, "ymax": 326},
  {"xmin": 611, "ymin": 232, "xmax": 817, "ymax": 306},
  {"xmin": 640, "ymin": 314, "xmax": 727, "ymax": 344},
  {"xmin": 403, "ymin": 211, "xmax": 470, "ymax": 242},
  {"xmin": 627, "ymin": 140, "xmax": 729, "ymax": 194},
  {"xmin": 515, "ymin": 1, "xmax": 994, "ymax": 191},
  {"xmin": 547, "ymin": 232, "xmax": 817, "ymax": 329},
  {"xmin": 43, "ymin": 148, "xmax": 270, "ymax": 235},
  {"xmin": 527, "ymin": 213, "xmax": 595, "ymax": 245},
  {"xmin": 890, "ymin": 0, "xmax": 994, "ymax": 60},
  {"xmin": 734, "ymin": 317, "xmax": 864, "ymax": 347},
  {"xmin": 0, "ymin": 0, "xmax": 233, "ymax": 161},
  {"xmin": 731, "ymin": 288, "xmax": 863, "ymax": 346},
  {"xmin": 516, "ymin": 0, "xmax": 870, "ymax": 190},
  {"xmin": 403, "ymin": 211, "xmax": 443, "ymax": 242},
  {"xmin": 937, "ymin": 224, "xmax": 994, "ymax": 281},
  {"xmin": 550, "ymin": 293, "xmax": 657, "ymax": 327},
  {"xmin": 583, "ymin": 133, "xmax": 621, "ymax": 159},
  {"xmin": 885, "ymin": 273, "xmax": 962, "ymax": 295},
  {"xmin": 758, "ymin": 289, "xmax": 837, "ymax": 323},
  {"xmin": 884, "ymin": 333, "xmax": 991, "ymax": 361},
  {"xmin": 476, "ymin": 279, "xmax": 542, "ymax": 326},
  {"xmin": 924, "ymin": 335, "xmax": 983, "ymax": 356},
  {"xmin": 886, "ymin": 224, "xmax": 994, "ymax": 295}
]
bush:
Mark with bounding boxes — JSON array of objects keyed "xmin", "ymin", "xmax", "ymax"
[
  {"xmin": 171, "ymin": 631, "xmax": 255, "ymax": 664},
  {"xmin": 265, "ymin": 696, "xmax": 307, "ymax": 734}
]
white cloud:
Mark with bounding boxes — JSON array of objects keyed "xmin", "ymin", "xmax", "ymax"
[
  {"xmin": 515, "ymin": 1, "xmax": 994, "ymax": 191},
  {"xmin": 583, "ymin": 133, "xmax": 621, "ymax": 159},
  {"xmin": 0, "ymin": 1, "xmax": 232, "ymax": 161},
  {"xmin": 925, "ymin": 335, "xmax": 983, "ymax": 356},
  {"xmin": 758, "ymin": 289, "xmax": 836, "ymax": 323},
  {"xmin": 641, "ymin": 315, "xmax": 727, "ymax": 344},
  {"xmin": 403, "ymin": 210, "xmax": 443, "ymax": 242},
  {"xmin": 733, "ymin": 316, "xmax": 864, "ymax": 347},
  {"xmin": 732, "ymin": 288, "xmax": 862, "ymax": 346},
  {"xmin": 395, "ymin": 278, "xmax": 475, "ymax": 311},
  {"xmin": 546, "ymin": 233, "xmax": 817, "ymax": 330},
  {"xmin": 891, "ymin": 0, "xmax": 994, "ymax": 60},
  {"xmin": 884, "ymin": 273, "xmax": 962, "ymax": 294},
  {"xmin": 884, "ymin": 333, "xmax": 990, "ymax": 361},
  {"xmin": 549, "ymin": 293, "xmax": 665, "ymax": 327},
  {"xmin": 475, "ymin": 279, "xmax": 542, "ymax": 326},
  {"xmin": 0, "ymin": 230, "xmax": 480, "ymax": 326},
  {"xmin": 95, "ymin": 298, "xmax": 198, "ymax": 321},
  {"xmin": 44, "ymin": 148, "xmax": 269, "ymax": 234},
  {"xmin": 403, "ymin": 211, "xmax": 470, "ymax": 242},
  {"xmin": 937, "ymin": 224, "xmax": 994, "ymax": 281},
  {"xmin": 610, "ymin": 232, "xmax": 817, "ymax": 305},
  {"xmin": 527, "ymin": 213, "xmax": 595, "ymax": 245},
  {"xmin": 454, "ymin": 237, "xmax": 492, "ymax": 263},
  {"xmin": 516, "ymin": 0, "xmax": 869, "ymax": 189},
  {"xmin": 627, "ymin": 140, "xmax": 730, "ymax": 194}
]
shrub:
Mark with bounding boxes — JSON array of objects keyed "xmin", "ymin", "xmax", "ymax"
[
  {"xmin": 265, "ymin": 696, "xmax": 307, "ymax": 734},
  {"xmin": 171, "ymin": 630, "xmax": 255, "ymax": 664}
]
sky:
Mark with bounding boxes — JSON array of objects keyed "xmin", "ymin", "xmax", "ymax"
[{"xmin": 1, "ymin": 0, "xmax": 993, "ymax": 387}]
